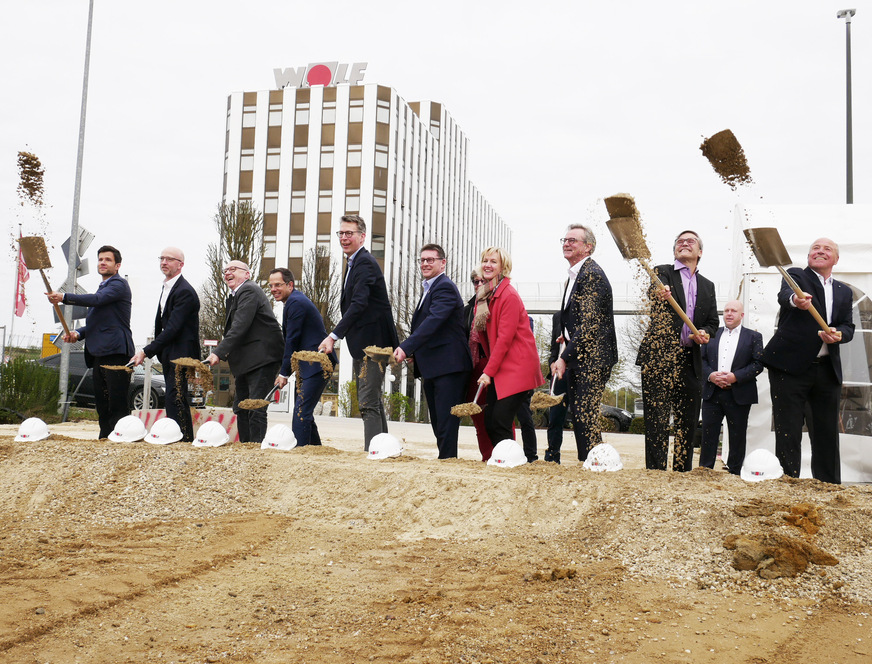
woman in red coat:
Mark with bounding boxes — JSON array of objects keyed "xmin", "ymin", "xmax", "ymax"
[{"xmin": 470, "ymin": 247, "xmax": 544, "ymax": 444}]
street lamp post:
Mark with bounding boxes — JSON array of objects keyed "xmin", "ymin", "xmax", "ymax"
[{"xmin": 837, "ymin": 9, "xmax": 856, "ymax": 204}]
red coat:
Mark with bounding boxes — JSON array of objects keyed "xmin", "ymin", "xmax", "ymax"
[{"xmin": 481, "ymin": 278, "xmax": 544, "ymax": 399}]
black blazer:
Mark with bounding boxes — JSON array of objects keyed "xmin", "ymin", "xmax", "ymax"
[
  {"xmin": 701, "ymin": 326, "xmax": 764, "ymax": 405},
  {"xmin": 400, "ymin": 273, "xmax": 472, "ymax": 379},
  {"xmin": 762, "ymin": 266, "xmax": 855, "ymax": 382},
  {"xmin": 333, "ymin": 247, "xmax": 398, "ymax": 359},
  {"xmin": 560, "ymin": 258, "xmax": 618, "ymax": 371},
  {"xmin": 635, "ymin": 263, "xmax": 719, "ymax": 380},
  {"xmin": 214, "ymin": 279, "xmax": 283, "ymax": 376},
  {"xmin": 142, "ymin": 274, "xmax": 200, "ymax": 366}
]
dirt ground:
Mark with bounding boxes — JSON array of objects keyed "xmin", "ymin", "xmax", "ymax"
[{"xmin": 1, "ymin": 416, "xmax": 870, "ymax": 664}]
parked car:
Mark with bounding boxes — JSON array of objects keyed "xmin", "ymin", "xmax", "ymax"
[
  {"xmin": 37, "ymin": 351, "xmax": 204, "ymax": 410},
  {"xmin": 600, "ymin": 404, "xmax": 633, "ymax": 432}
]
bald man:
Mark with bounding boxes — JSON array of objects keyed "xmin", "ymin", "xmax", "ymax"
[
  {"xmin": 762, "ymin": 238, "xmax": 855, "ymax": 484},
  {"xmin": 206, "ymin": 260, "xmax": 283, "ymax": 443},
  {"xmin": 698, "ymin": 300, "xmax": 763, "ymax": 474},
  {"xmin": 132, "ymin": 247, "xmax": 201, "ymax": 441}
]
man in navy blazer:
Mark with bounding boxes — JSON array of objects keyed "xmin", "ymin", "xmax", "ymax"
[
  {"xmin": 131, "ymin": 247, "xmax": 200, "ymax": 441},
  {"xmin": 206, "ymin": 260, "xmax": 284, "ymax": 443},
  {"xmin": 762, "ymin": 238, "xmax": 855, "ymax": 484},
  {"xmin": 49, "ymin": 245, "xmax": 135, "ymax": 438},
  {"xmin": 320, "ymin": 215, "xmax": 399, "ymax": 450},
  {"xmin": 393, "ymin": 244, "xmax": 472, "ymax": 459},
  {"xmin": 699, "ymin": 300, "xmax": 764, "ymax": 474},
  {"xmin": 269, "ymin": 268, "xmax": 337, "ymax": 447},
  {"xmin": 636, "ymin": 230, "xmax": 719, "ymax": 472}
]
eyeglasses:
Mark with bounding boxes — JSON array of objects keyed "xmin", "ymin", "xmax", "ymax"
[
  {"xmin": 419, "ymin": 257, "xmax": 442, "ymax": 265},
  {"xmin": 335, "ymin": 230, "xmax": 362, "ymax": 238},
  {"xmin": 158, "ymin": 256, "xmax": 181, "ymax": 263},
  {"xmin": 472, "ymin": 279, "xmax": 486, "ymax": 286},
  {"xmin": 675, "ymin": 238, "xmax": 698, "ymax": 246},
  {"xmin": 560, "ymin": 237, "xmax": 580, "ymax": 245},
  {"xmin": 223, "ymin": 266, "xmax": 244, "ymax": 275}
]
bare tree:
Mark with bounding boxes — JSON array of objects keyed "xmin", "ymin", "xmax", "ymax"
[
  {"xmin": 300, "ymin": 245, "xmax": 341, "ymax": 331},
  {"xmin": 199, "ymin": 201, "xmax": 265, "ymax": 342}
]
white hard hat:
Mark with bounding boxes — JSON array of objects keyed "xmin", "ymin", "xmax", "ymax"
[
  {"xmin": 109, "ymin": 415, "xmax": 148, "ymax": 443},
  {"xmin": 14, "ymin": 417, "xmax": 50, "ymax": 442},
  {"xmin": 146, "ymin": 418, "xmax": 184, "ymax": 445},
  {"xmin": 261, "ymin": 424, "xmax": 296, "ymax": 451},
  {"xmin": 741, "ymin": 448, "xmax": 784, "ymax": 482},
  {"xmin": 367, "ymin": 433, "xmax": 403, "ymax": 459},
  {"xmin": 583, "ymin": 443, "xmax": 623, "ymax": 472},
  {"xmin": 487, "ymin": 439, "xmax": 527, "ymax": 468},
  {"xmin": 193, "ymin": 421, "xmax": 230, "ymax": 447}
]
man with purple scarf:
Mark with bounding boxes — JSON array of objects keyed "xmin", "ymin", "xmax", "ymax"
[{"xmin": 635, "ymin": 230, "xmax": 719, "ymax": 471}]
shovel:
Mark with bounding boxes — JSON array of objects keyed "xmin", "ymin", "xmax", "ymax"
[
  {"xmin": 18, "ymin": 236, "xmax": 71, "ymax": 336},
  {"xmin": 603, "ymin": 196, "xmax": 704, "ymax": 339},
  {"xmin": 743, "ymin": 227, "xmax": 833, "ymax": 335},
  {"xmin": 451, "ymin": 383, "xmax": 485, "ymax": 417},
  {"xmin": 530, "ymin": 375, "xmax": 564, "ymax": 410}
]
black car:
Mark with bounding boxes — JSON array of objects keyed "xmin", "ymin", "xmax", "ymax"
[
  {"xmin": 600, "ymin": 404, "xmax": 633, "ymax": 432},
  {"xmin": 37, "ymin": 350, "xmax": 204, "ymax": 410}
]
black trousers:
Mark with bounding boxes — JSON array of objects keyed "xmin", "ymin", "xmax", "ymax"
[
  {"xmin": 164, "ymin": 360, "xmax": 194, "ymax": 442},
  {"xmin": 769, "ymin": 361, "xmax": 841, "ymax": 484},
  {"xmin": 423, "ymin": 370, "xmax": 470, "ymax": 459},
  {"xmin": 92, "ymin": 353, "xmax": 132, "ymax": 439},
  {"xmin": 567, "ymin": 363, "xmax": 612, "ymax": 462},
  {"xmin": 642, "ymin": 347, "xmax": 702, "ymax": 472},
  {"xmin": 484, "ymin": 385, "xmax": 527, "ymax": 445},
  {"xmin": 234, "ymin": 362, "xmax": 281, "ymax": 443},
  {"xmin": 545, "ymin": 375, "xmax": 569, "ymax": 463},
  {"xmin": 514, "ymin": 390, "xmax": 538, "ymax": 462},
  {"xmin": 699, "ymin": 387, "xmax": 751, "ymax": 475}
]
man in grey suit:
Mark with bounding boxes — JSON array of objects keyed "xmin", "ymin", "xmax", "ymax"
[
  {"xmin": 206, "ymin": 260, "xmax": 283, "ymax": 443},
  {"xmin": 699, "ymin": 300, "xmax": 764, "ymax": 474}
]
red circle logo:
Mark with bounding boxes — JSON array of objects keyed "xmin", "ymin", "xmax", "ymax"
[{"xmin": 307, "ymin": 65, "xmax": 332, "ymax": 86}]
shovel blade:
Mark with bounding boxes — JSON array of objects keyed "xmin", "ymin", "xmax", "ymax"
[
  {"xmin": 18, "ymin": 236, "xmax": 53, "ymax": 269},
  {"xmin": 743, "ymin": 227, "xmax": 793, "ymax": 268},
  {"xmin": 606, "ymin": 217, "xmax": 651, "ymax": 261}
]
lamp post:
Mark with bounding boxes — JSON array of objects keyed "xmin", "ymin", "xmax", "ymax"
[{"xmin": 837, "ymin": 9, "xmax": 856, "ymax": 204}]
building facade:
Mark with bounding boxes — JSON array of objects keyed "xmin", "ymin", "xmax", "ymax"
[{"xmin": 223, "ymin": 74, "xmax": 510, "ymax": 397}]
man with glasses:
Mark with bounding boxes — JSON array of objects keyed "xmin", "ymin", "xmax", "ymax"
[
  {"xmin": 48, "ymin": 245, "xmax": 134, "ymax": 439},
  {"xmin": 635, "ymin": 230, "xmax": 718, "ymax": 472},
  {"xmin": 393, "ymin": 244, "xmax": 471, "ymax": 458},
  {"xmin": 319, "ymin": 216, "xmax": 398, "ymax": 451},
  {"xmin": 131, "ymin": 247, "xmax": 200, "ymax": 441},
  {"xmin": 549, "ymin": 225, "xmax": 618, "ymax": 463},
  {"xmin": 206, "ymin": 260, "xmax": 283, "ymax": 443}
]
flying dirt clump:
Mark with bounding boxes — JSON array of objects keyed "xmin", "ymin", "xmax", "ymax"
[
  {"xmin": 700, "ymin": 129, "xmax": 753, "ymax": 189},
  {"xmin": 17, "ymin": 151, "xmax": 45, "ymax": 206}
]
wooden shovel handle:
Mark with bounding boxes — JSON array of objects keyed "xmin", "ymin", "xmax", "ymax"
[
  {"xmin": 38, "ymin": 269, "xmax": 72, "ymax": 337},
  {"xmin": 641, "ymin": 262, "xmax": 703, "ymax": 338},
  {"xmin": 776, "ymin": 266, "xmax": 834, "ymax": 335}
]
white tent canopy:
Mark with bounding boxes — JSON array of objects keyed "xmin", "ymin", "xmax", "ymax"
[{"xmin": 728, "ymin": 204, "xmax": 872, "ymax": 483}]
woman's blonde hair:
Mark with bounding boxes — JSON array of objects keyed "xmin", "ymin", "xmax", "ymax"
[{"xmin": 479, "ymin": 246, "xmax": 512, "ymax": 278}]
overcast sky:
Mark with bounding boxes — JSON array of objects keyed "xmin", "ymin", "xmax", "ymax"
[{"xmin": 1, "ymin": 0, "xmax": 868, "ymax": 349}]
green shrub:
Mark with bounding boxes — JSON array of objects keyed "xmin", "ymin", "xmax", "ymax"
[
  {"xmin": 385, "ymin": 392, "xmax": 414, "ymax": 421},
  {"xmin": 629, "ymin": 417, "xmax": 645, "ymax": 435},
  {"xmin": 0, "ymin": 357, "xmax": 61, "ymax": 423},
  {"xmin": 338, "ymin": 381, "xmax": 359, "ymax": 418}
]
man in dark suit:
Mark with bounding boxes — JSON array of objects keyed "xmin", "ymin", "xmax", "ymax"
[
  {"xmin": 636, "ymin": 230, "xmax": 719, "ymax": 472},
  {"xmin": 48, "ymin": 245, "xmax": 135, "ymax": 439},
  {"xmin": 319, "ymin": 215, "xmax": 399, "ymax": 450},
  {"xmin": 393, "ymin": 244, "xmax": 472, "ymax": 459},
  {"xmin": 131, "ymin": 247, "xmax": 200, "ymax": 441},
  {"xmin": 762, "ymin": 237, "xmax": 854, "ymax": 484},
  {"xmin": 699, "ymin": 300, "xmax": 764, "ymax": 474},
  {"xmin": 268, "ymin": 267, "xmax": 337, "ymax": 447},
  {"xmin": 550, "ymin": 224, "xmax": 618, "ymax": 462},
  {"xmin": 206, "ymin": 260, "xmax": 283, "ymax": 443},
  {"xmin": 544, "ymin": 311, "xmax": 569, "ymax": 463}
]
